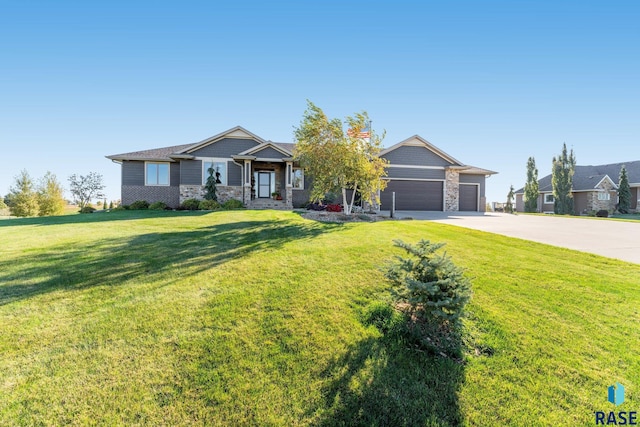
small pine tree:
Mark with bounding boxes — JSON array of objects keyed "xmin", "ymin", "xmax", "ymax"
[
  {"xmin": 618, "ymin": 165, "xmax": 631, "ymax": 214},
  {"xmin": 8, "ymin": 170, "xmax": 39, "ymax": 217},
  {"xmin": 385, "ymin": 239, "xmax": 471, "ymax": 326},
  {"xmin": 109, "ymin": 200, "xmax": 114, "ymax": 210},
  {"xmin": 204, "ymin": 166, "xmax": 218, "ymax": 201},
  {"xmin": 524, "ymin": 156, "xmax": 539, "ymax": 213},
  {"xmin": 505, "ymin": 185, "xmax": 515, "ymax": 213},
  {"xmin": 103, "ymin": 198, "xmax": 107, "ymax": 210}
]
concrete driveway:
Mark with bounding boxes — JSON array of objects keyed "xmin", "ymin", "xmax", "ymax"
[{"xmin": 388, "ymin": 211, "xmax": 640, "ymax": 264}]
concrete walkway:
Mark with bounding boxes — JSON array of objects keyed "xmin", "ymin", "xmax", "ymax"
[{"xmin": 387, "ymin": 211, "xmax": 640, "ymax": 264}]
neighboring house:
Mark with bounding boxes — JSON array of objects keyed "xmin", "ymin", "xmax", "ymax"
[
  {"xmin": 515, "ymin": 160, "xmax": 640, "ymax": 214},
  {"xmin": 107, "ymin": 126, "xmax": 497, "ymax": 211}
]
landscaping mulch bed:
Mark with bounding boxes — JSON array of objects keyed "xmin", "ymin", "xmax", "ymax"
[{"xmin": 300, "ymin": 210, "xmax": 393, "ymax": 223}]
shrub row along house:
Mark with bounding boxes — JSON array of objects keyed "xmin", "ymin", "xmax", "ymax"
[
  {"xmin": 107, "ymin": 126, "xmax": 496, "ymax": 211},
  {"xmin": 515, "ymin": 160, "xmax": 640, "ymax": 214}
]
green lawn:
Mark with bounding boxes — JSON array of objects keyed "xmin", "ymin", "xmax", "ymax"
[{"xmin": 1, "ymin": 210, "xmax": 639, "ymax": 426}]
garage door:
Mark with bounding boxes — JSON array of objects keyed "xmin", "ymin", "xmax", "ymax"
[
  {"xmin": 380, "ymin": 180, "xmax": 443, "ymax": 210},
  {"xmin": 459, "ymin": 184, "xmax": 478, "ymax": 211}
]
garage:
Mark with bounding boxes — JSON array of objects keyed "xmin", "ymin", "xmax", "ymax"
[
  {"xmin": 459, "ymin": 184, "xmax": 478, "ymax": 211},
  {"xmin": 380, "ymin": 180, "xmax": 443, "ymax": 211}
]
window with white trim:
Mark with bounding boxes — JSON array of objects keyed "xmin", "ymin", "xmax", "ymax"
[
  {"xmin": 202, "ymin": 160, "xmax": 227, "ymax": 186},
  {"xmin": 544, "ymin": 194, "xmax": 554, "ymax": 204},
  {"xmin": 146, "ymin": 162, "xmax": 169, "ymax": 186},
  {"xmin": 292, "ymin": 168, "xmax": 304, "ymax": 189},
  {"xmin": 597, "ymin": 192, "xmax": 610, "ymax": 201}
]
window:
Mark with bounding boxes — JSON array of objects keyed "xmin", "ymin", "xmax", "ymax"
[
  {"xmin": 544, "ymin": 194, "xmax": 554, "ymax": 204},
  {"xmin": 598, "ymin": 192, "xmax": 610, "ymax": 201},
  {"xmin": 292, "ymin": 168, "xmax": 304, "ymax": 189},
  {"xmin": 202, "ymin": 160, "xmax": 227, "ymax": 186},
  {"xmin": 146, "ymin": 162, "xmax": 169, "ymax": 186}
]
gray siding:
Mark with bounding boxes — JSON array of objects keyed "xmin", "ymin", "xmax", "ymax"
[
  {"xmin": 459, "ymin": 174, "xmax": 485, "ymax": 198},
  {"xmin": 292, "ymin": 189, "xmax": 310, "ymax": 208},
  {"xmin": 228, "ymin": 161, "xmax": 242, "ymax": 186},
  {"xmin": 180, "ymin": 160, "xmax": 203, "ymax": 185},
  {"xmin": 292, "ymin": 175, "xmax": 312, "ymax": 208},
  {"xmin": 386, "ymin": 167, "xmax": 445, "ymax": 180},
  {"xmin": 574, "ymin": 192, "xmax": 588, "ymax": 214},
  {"xmin": 381, "ymin": 146, "xmax": 454, "ymax": 167},
  {"xmin": 515, "ymin": 194, "xmax": 524, "ymax": 212},
  {"xmin": 253, "ymin": 146, "xmax": 286, "ymax": 159},
  {"xmin": 122, "ymin": 161, "xmax": 145, "ymax": 186},
  {"xmin": 170, "ymin": 163, "xmax": 180, "ymax": 187},
  {"xmin": 189, "ymin": 138, "xmax": 259, "ymax": 158}
]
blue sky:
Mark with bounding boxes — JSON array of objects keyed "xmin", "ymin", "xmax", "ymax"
[{"xmin": 1, "ymin": 1, "xmax": 638, "ymax": 205}]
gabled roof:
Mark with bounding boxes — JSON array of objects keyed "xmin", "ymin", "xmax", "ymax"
[
  {"xmin": 379, "ymin": 135, "xmax": 464, "ymax": 166},
  {"xmin": 515, "ymin": 160, "xmax": 640, "ymax": 193},
  {"xmin": 106, "ymin": 126, "xmax": 266, "ymax": 162},
  {"xmin": 176, "ymin": 126, "xmax": 266, "ymax": 155},
  {"xmin": 106, "ymin": 143, "xmax": 194, "ymax": 162},
  {"xmin": 238, "ymin": 141, "xmax": 293, "ymax": 157},
  {"xmin": 272, "ymin": 142, "xmax": 296, "ymax": 153}
]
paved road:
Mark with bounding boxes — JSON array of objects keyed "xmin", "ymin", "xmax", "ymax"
[{"xmin": 387, "ymin": 211, "xmax": 640, "ymax": 264}]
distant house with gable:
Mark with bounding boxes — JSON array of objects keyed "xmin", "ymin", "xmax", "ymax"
[{"xmin": 515, "ymin": 161, "xmax": 640, "ymax": 214}]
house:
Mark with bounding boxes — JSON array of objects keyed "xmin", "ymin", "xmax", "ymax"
[
  {"xmin": 514, "ymin": 160, "xmax": 640, "ymax": 214},
  {"xmin": 106, "ymin": 126, "xmax": 497, "ymax": 212}
]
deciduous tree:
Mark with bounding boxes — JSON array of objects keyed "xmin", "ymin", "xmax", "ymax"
[
  {"xmin": 552, "ymin": 143, "xmax": 576, "ymax": 215},
  {"xmin": 68, "ymin": 172, "xmax": 105, "ymax": 210},
  {"xmin": 293, "ymin": 101, "xmax": 388, "ymax": 214},
  {"xmin": 37, "ymin": 172, "xmax": 66, "ymax": 216},
  {"xmin": 618, "ymin": 165, "xmax": 631, "ymax": 214},
  {"xmin": 524, "ymin": 156, "xmax": 539, "ymax": 213}
]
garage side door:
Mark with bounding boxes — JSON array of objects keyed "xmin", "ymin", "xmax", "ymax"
[
  {"xmin": 380, "ymin": 180, "xmax": 443, "ymax": 211},
  {"xmin": 459, "ymin": 184, "xmax": 478, "ymax": 211}
]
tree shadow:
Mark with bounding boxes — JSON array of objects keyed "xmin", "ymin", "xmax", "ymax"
[
  {"xmin": 0, "ymin": 209, "xmax": 212, "ymax": 227},
  {"xmin": 312, "ymin": 320, "xmax": 465, "ymax": 427},
  {"xmin": 0, "ymin": 219, "xmax": 341, "ymax": 306}
]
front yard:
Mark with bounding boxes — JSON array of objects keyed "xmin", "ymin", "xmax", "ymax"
[{"xmin": 1, "ymin": 210, "xmax": 639, "ymax": 425}]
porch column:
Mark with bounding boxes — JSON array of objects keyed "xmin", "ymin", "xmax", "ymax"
[
  {"xmin": 243, "ymin": 159, "xmax": 252, "ymax": 206},
  {"xmin": 285, "ymin": 161, "xmax": 293, "ymax": 209}
]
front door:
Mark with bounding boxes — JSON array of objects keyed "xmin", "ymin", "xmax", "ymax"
[{"xmin": 258, "ymin": 172, "xmax": 271, "ymax": 198}]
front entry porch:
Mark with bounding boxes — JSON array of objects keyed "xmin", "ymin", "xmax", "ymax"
[{"xmin": 241, "ymin": 160, "xmax": 294, "ymax": 210}]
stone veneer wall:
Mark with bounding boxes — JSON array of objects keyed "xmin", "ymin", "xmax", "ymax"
[
  {"xmin": 585, "ymin": 179, "xmax": 617, "ymax": 213},
  {"xmin": 444, "ymin": 170, "xmax": 460, "ymax": 212},
  {"xmin": 585, "ymin": 191, "xmax": 616, "ymax": 212},
  {"xmin": 285, "ymin": 187, "xmax": 293, "ymax": 209},
  {"xmin": 179, "ymin": 185, "xmax": 243, "ymax": 205}
]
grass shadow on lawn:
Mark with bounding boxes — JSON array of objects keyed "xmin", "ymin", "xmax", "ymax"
[
  {"xmin": 313, "ymin": 327, "xmax": 464, "ymax": 427},
  {"xmin": 0, "ymin": 218, "xmax": 340, "ymax": 306}
]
